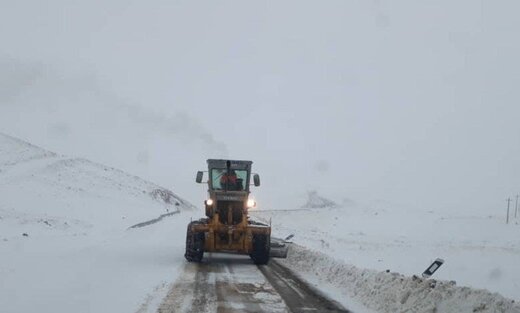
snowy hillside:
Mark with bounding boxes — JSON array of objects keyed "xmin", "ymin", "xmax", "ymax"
[
  {"xmin": 0, "ymin": 133, "xmax": 195, "ymax": 313},
  {"xmin": 0, "ymin": 132, "xmax": 194, "ymax": 227},
  {"xmin": 252, "ymin": 194, "xmax": 520, "ymax": 312}
]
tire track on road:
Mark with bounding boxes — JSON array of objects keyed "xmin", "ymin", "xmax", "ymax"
[
  {"xmin": 259, "ymin": 260, "xmax": 350, "ymax": 313},
  {"xmin": 157, "ymin": 255, "xmax": 286, "ymax": 313}
]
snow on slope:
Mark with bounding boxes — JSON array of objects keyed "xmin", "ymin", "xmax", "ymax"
[
  {"xmin": 0, "ymin": 133, "xmax": 196, "ymax": 313},
  {"xmin": 0, "ymin": 132, "xmax": 194, "ymax": 228},
  {"xmin": 252, "ymin": 194, "xmax": 520, "ymax": 313}
]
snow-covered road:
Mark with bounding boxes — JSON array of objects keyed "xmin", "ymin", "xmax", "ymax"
[{"xmin": 157, "ymin": 254, "xmax": 349, "ymax": 313}]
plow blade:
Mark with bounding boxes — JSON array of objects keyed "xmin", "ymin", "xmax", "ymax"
[{"xmin": 270, "ymin": 237, "xmax": 289, "ymax": 258}]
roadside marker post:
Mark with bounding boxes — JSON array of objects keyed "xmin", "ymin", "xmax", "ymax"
[
  {"xmin": 507, "ymin": 198, "xmax": 511, "ymax": 224},
  {"xmin": 515, "ymin": 194, "xmax": 519, "ymax": 218},
  {"xmin": 422, "ymin": 258, "xmax": 445, "ymax": 278}
]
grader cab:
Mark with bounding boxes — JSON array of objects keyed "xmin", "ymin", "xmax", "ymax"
[{"xmin": 184, "ymin": 159, "xmax": 271, "ymax": 264}]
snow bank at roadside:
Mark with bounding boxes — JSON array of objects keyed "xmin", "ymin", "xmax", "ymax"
[{"xmin": 279, "ymin": 244, "xmax": 520, "ymax": 313}]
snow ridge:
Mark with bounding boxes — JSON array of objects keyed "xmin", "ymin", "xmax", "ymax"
[
  {"xmin": 0, "ymin": 132, "xmax": 195, "ymax": 215},
  {"xmin": 0, "ymin": 132, "xmax": 57, "ymax": 167}
]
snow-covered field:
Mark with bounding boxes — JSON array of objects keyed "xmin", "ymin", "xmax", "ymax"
[
  {"xmin": 252, "ymin": 192, "xmax": 520, "ymax": 312},
  {"xmin": 2, "ymin": 133, "xmax": 520, "ymax": 313},
  {"xmin": 0, "ymin": 133, "xmax": 195, "ymax": 313}
]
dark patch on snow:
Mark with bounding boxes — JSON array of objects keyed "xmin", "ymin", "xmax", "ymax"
[
  {"xmin": 150, "ymin": 188, "xmax": 194, "ymax": 210},
  {"xmin": 127, "ymin": 211, "xmax": 180, "ymax": 229},
  {"xmin": 488, "ymin": 268, "xmax": 502, "ymax": 281},
  {"xmin": 301, "ymin": 191, "xmax": 337, "ymax": 209}
]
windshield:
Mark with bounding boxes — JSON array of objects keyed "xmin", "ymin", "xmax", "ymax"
[{"xmin": 211, "ymin": 169, "xmax": 248, "ymax": 191}]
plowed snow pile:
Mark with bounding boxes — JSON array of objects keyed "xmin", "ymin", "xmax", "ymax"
[
  {"xmin": 278, "ymin": 245, "xmax": 519, "ymax": 313},
  {"xmin": 0, "ymin": 133, "xmax": 194, "ymax": 313}
]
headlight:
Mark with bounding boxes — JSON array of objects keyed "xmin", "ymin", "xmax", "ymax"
[
  {"xmin": 247, "ymin": 199, "xmax": 256, "ymax": 208},
  {"xmin": 205, "ymin": 199, "xmax": 214, "ymax": 206}
]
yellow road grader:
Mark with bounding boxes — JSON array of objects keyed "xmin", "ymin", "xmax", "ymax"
[{"xmin": 185, "ymin": 159, "xmax": 271, "ymax": 264}]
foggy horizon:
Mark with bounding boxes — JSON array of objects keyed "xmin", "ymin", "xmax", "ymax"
[{"xmin": 1, "ymin": 0, "xmax": 519, "ymax": 214}]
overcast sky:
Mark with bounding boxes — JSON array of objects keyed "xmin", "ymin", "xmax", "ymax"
[{"xmin": 1, "ymin": 1, "xmax": 519, "ymax": 213}]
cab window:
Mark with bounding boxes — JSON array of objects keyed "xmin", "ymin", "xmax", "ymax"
[{"xmin": 211, "ymin": 169, "xmax": 247, "ymax": 191}]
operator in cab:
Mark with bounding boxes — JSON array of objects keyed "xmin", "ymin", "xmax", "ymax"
[{"xmin": 220, "ymin": 169, "xmax": 243, "ymax": 191}]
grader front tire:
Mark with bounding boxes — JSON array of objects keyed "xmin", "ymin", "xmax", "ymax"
[
  {"xmin": 250, "ymin": 234, "xmax": 270, "ymax": 265},
  {"xmin": 184, "ymin": 223, "xmax": 205, "ymax": 262}
]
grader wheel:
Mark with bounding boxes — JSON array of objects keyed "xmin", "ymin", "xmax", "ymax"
[
  {"xmin": 250, "ymin": 234, "xmax": 270, "ymax": 265},
  {"xmin": 184, "ymin": 221, "xmax": 205, "ymax": 262}
]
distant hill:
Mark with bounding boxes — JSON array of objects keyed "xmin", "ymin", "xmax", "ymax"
[{"xmin": 0, "ymin": 132, "xmax": 195, "ymax": 234}]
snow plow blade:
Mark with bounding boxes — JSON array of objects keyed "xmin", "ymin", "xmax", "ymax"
[{"xmin": 270, "ymin": 237, "xmax": 289, "ymax": 258}]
